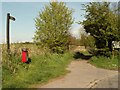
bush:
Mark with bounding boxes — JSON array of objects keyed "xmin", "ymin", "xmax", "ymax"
[
  {"xmin": 88, "ymin": 48, "xmax": 111, "ymax": 57},
  {"xmin": 89, "ymin": 55, "xmax": 118, "ymax": 70}
]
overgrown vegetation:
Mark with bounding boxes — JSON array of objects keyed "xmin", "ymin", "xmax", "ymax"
[
  {"xmin": 89, "ymin": 55, "xmax": 119, "ymax": 70},
  {"xmin": 2, "ymin": 44, "xmax": 73, "ymax": 88}
]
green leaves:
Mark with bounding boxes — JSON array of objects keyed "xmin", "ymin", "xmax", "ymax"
[
  {"xmin": 34, "ymin": 2, "xmax": 73, "ymax": 53},
  {"xmin": 81, "ymin": 2, "xmax": 119, "ymax": 50}
]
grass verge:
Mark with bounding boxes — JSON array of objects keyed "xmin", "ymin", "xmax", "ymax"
[
  {"xmin": 89, "ymin": 55, "xmax": 119, "ymax": 70},
  {"xmin": 2, "ymin": 52, "xmax": 73, "ymax": 88}
]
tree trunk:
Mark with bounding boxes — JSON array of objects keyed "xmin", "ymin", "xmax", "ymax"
[
  {"xmin": 95, "ymin": 39, "xmax": 106, "ymax": 49},
  {"xmin": 108, "ymin": 40, "xmax": 112, "ymax": 52}
]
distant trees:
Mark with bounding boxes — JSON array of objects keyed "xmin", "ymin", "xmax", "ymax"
[
  {"xmin": 80, "ymin": 2, "xmax": 119, "ymax": 52},
  {"xmin": 69, "ymin": 35, "xmax": 80, "ymax": 46},
  {"xmin": 34, "ymin": 2, "xmax": 73, "ymax": 53},
  {"xmin": 79, "ymin": 34, "xmax": 95, "ymax": 49}
]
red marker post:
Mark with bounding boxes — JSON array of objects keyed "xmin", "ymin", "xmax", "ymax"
[{"xmin": 22, "ymin": 48, "xmax": 28, "ymax": 63}]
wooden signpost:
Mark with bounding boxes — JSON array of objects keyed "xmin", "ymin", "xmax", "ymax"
[{"xmin": 6, "ymin": 13, "xmax": 15, "ymax": 52}]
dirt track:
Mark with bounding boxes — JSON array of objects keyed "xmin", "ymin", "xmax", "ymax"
[{"xmin": 36, "ymin": 60, "xmax": 118, "ymax": 88}]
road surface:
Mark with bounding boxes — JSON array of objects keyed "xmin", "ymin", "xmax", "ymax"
[
  {"xmin": 34, "ymin": 60, "xmax": 118, "ymax": 88},
  {"xmin": 92, "ymin": 74, "xmax": 118, "ymax": 88}
]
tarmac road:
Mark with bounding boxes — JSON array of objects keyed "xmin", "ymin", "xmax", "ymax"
[
  {"xmin": 92, "ymin": 74, "xmax": 119, "ymax": 88},
  {"xmin": 34, "ymin": 60, "xmax": 118, "ymax": 88}
]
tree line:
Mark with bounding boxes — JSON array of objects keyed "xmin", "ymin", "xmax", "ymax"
[{"xmin": 33, "ymin": 2, "xmax": 119, "ymax": 55}]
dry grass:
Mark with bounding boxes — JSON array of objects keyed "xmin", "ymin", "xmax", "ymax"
[{"xmin": 2, "ymin": 43, "xmax": 46, "ymax": 57}]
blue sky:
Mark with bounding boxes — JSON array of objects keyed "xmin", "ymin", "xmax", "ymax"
[
  {"xmin": 1, "ymin": 0, "xmax": 119, "ymax": 43},
  {"xmin": 0, "ymin": 2, "xmax": 2, "ymax": 44},
  {"xmin": 1, "ymin": 2, "xmax": 87, "ymax": 43}
]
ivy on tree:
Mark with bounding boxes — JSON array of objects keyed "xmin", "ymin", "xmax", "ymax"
[{"xmin": 34, "ymin": 2, "xmax": 73, "ymax": 53}]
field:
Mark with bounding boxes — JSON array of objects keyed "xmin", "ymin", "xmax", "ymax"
[{"xmin": 2, "ymin": 43, "xmax": 73, "ymax": 88}]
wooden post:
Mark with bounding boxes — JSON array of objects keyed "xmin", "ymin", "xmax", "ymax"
[
  {"xmin": 6, "ymin": 13, "xmax": 10, "ymax": 52},
  {"xmin": 6, "ymin": 13, "xmax": 15, "ymax": 52}
]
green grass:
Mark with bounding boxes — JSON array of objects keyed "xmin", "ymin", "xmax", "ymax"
[
  {"xmin": 0, "ymin": 67, "xmax": 1, "ymax": 89},
  {"xmin": 89, "ymin": 55, "xmax": 119, "ymax": 70},
  {"xmin": 2, "ymin": 52, "xmax": 73, "ymax": 88}
]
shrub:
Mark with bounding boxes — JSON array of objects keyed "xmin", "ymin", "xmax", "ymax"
[
  {"xmin": 89, "ymin": 55, "xmax": 118, "ymax": 70},
  {"xmin": 88, "ymin": 48, "xmax": 111, "ymax": 57}
]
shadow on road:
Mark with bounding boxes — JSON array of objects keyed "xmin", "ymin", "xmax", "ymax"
[{"xmin": 73, "ymin": 52, "xmax": 93, "ymax": 60}]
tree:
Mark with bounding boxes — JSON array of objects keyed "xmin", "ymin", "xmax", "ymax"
[
  {"xmin": 80, "ymin": 2, "xmax": 119, "ymax": 52},
  {"xmin": 34, "ymin": 2, "xmax": 73, "ymax": 53},
  {"xmin": 69, "ymin": 35, "xmax": 80, "ymax": 46},
  {"xmin": 79, "ymin": 33, "xmax": 95, "ymax": 48}
]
